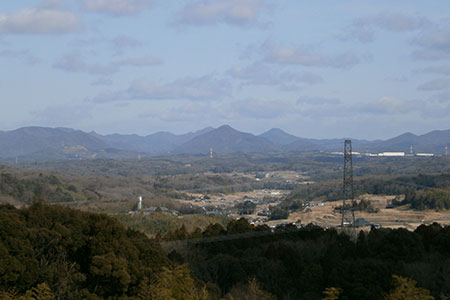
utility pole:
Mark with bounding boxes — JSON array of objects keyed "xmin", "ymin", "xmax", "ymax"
[{"xmin": 341, "ymin": 140, "xmax": 355, "ymax": 229}]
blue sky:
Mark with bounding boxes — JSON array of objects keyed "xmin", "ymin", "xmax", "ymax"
[{"xmin": 0, "ymin": 0, "xmax": 449, "ymax": 139}]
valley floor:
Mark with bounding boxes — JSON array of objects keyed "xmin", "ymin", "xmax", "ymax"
[{"xmin": 178, "ymin": 191, "xmax": 450, "ymax": 230}]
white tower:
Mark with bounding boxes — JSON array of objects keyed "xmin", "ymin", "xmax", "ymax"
[
  {"xmin": 137, "ymin": 196, "xmax": 142, "ymax": 210},
  {"xmin": 410, "ymin": 145, "xmax": 413, "ymax": 155},
  {"xmin": 210, "ymin": 147, "xmax": 213, "ymax": 159}
]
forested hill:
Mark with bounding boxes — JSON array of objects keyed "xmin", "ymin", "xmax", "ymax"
[
  {"xmin": 173, "ymin": 125, "xmax": 280, "ymax": 154},
  {"xmin": 1, "ymin": 203, "xmax": 449, "ymax": 299},
  {"xmin": 163, "ymin": 219, "xmax": 450, "ymax": 300},
  {"xmin": 0, "ymin": 203, "xmax": 220, "ymax": 299},
  {"xmin": 287, "ymin": 173, "xmax": 450, "ymax": 210},
  {"xmin": 1, "ymin": 126, "xmax": 449, "ymax": 160}
]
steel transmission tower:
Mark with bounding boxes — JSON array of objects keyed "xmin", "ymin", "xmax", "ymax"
[{"xmin": 341, "ymin": 140, "xmax": 355, "ymax": 228}]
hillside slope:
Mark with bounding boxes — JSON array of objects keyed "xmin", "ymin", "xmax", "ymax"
[{"xmin": 174, "ymin": 125, "xmax": 279, "ymax": 154}]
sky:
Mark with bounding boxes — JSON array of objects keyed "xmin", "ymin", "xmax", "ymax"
[{"xmin": 0, "ymin": 0, "xmax": 449, "ymax": 139}]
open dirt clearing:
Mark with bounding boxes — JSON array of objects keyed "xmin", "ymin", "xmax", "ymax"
[
  {"xmin": 176, "ymin": 191, "xmax": 449, "ymax": 230},
  {"xmin": 267, "ymin": 194, "xmax": 450, "ymax": 230}
]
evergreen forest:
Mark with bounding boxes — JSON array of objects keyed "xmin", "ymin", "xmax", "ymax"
[{"xmin": 1, "ymin": 202, "xmax": 449, "ymax": 299}]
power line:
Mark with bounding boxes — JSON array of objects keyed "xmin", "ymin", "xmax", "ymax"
[{"xmin": 160, "ymin": 226, "xmax": 308, "ymax": 250}]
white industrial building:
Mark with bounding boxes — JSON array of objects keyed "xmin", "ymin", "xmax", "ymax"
[
  {"xmin": 330, "ymin": 150, "xmax": 439, "ymax": 157},
  {"xmin": 416, "ymin": 153, "xmax": 434, "ymax": 157},
  {"xmin": 378, "ymin": 152, "xmax": 405, "ymax": 157}
]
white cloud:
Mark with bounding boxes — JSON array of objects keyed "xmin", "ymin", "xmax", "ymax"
[
  {"xmin": 90, "ymin": 78, "xmax": 113, "ymax": 86},
  {"xmin": 412, "ymin": 24, "xmax": 450, "ymax": 61},
  {"xmin": 226, "ymin": 62, "xmax": 323, "ymax": 87},
  {"xmin": 431, "ymin": 91, "xmax": 450, "ymax": 104},
  {"xmin": 117, "ymin": 56, "xmax": 162, "ymax": 66},
  {"xmin": 297, "ymin": 96, "xmax": 340, "ymax": 106},
  {"xmin": 280, "ymin": 72, "xmax": 323, "ymax": 85},
  {"xmin": 69, "ymin": 35, "xmax": 143, "ymax": 55},
  {"xmin": 38, "ymin": 0, "xmax": 66, "ymax": 10},
  {"xmin": 93, "ymin": 75, "xmax": 232, "ymax": 102},
  {"xmin": 299, "ymin": 95, "xmax": 448, "ymax": 121},
  {"xmin": 0, "ymin": 49, "xmax": 40, "ymax": 65},
  {"xmin": 79, "ymin": 0, "xmax": 153, "ymax": 16},
  {"xmin": 53, "ymin": 53, "xmax": 119, "ymax": 75},
  {"xmin": 227, "ymin": 63, "xmax": 273, "ymax": 85},
  {"xmin": 294, "ymin": 96, "xmax": 417, "ymax": 119},
  {"xmin": 421, "ymin": 65, "xmax": 450, "ymax": 76},
  {"xmin": 417, "ymin": 78, "xmax": 450, "ymax": 91},
  {"xmin": 176, "ymin": 0, "xmax": 272, "ymax": 27},
  {"xmin": 226, "ymin": 98, "xmax": 294, "ymax": 119},
  {"xmin": 32, "ymin": 104, "xmax": 93, "ymax": 126},
  {"xmin": 53, "ymin": 53, "xmax": 162, "ymax": 75},
  {"xmin": 360, "ymin": 97, "xmax": 411, "ymax": 115},
  {"xmin": 262, "ymin": 42, "xmax": 360, "ymax": 69},
  {"xmin": 112, "ymin": 35, "xmax": 142, "ymax": 50},
  {"xmin": 340, "ymin": 12, "xmax": 428, "ymax": 44},
  {"xmin": 355, "ymin": 12, "xmax": 428, "ymax": 32},
  {"xmin": 129, "ymin": 76, "xmax": 231, "ymax": 100},
  {"xmin": 0, "ymin": 4, "xmax": 79, "ymax": 35},
  {"xmin": 420, "ymin": 92, "xmax": 450, "ymax": 118},
  {"xmin": 140, "ymin": 102, "xmax": 215, "ymax": 122},
  {"xmin": 336, "ymin": 27, "xmax": 374, "ymax": 43}
]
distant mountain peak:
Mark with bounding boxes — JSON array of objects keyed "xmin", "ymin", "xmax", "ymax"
[
  {"xmin": 0, "ymin": 126, "xmax": 110, "ymax": 159},
  {"xmin": 399, "ymin": 132, "xmax": 417, "ymax": 137},
  {"xmin": 259, "ymin": 128, "xmax": 299, "ymax": 145},
  {"xmin": 266, "ymin": 128, "xmax": 286, "ymax": 133},
  {"xmin": 1, "ymin": 126, "xmax": 448, "ymax": 159},
  {"xmin": 217, "ymin": 124, "xmax": 234, "ymax": 131},
  {"xmin": 385, "ymin": 132, "xmax": 419, "ymax": 143},
  {"xmin": 56, "ymin": 127, "xmax": 76, "ymax": 133},
  {"xmin": 194, "ymin": 126, "xmax": 215, "ymax": 134},
  {"xmin": 173, "ymin": 125, "xmax": 279, "ymax": 154}
]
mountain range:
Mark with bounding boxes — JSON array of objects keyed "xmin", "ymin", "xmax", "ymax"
[{"xmin": 0, "ymin": 125, "xmax": 448, "ymax": 160}]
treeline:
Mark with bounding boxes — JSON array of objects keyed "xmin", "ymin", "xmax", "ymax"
[
  {"xmin": 154, "ymin": 174, "xmax": 258, "ymax": 194},
  {"xmin": 16, "ymin": 153, "xmax": 450, "ymax": 180},
  {"xmin": 0, "ymin": 167, "xmax": 189, "ymax": 213},
  {"xmin": 288, "ymin": 173, "xmax": 450, "ymax": 210},
  {"xmin": 115, "ymin": 212, "xmax": 230, "ymax": 237},
  {"xmin": 0, "ymin": 172, "xmax": 76, "ymax": 203},
  {"xmin": 0, "ymin": 202, "xmax": 171, "ymax": 299},
  {"xmin": 2, "ymin": 203, "xmax": 448, "ymax": 299},
  {"xmin": 165, "ymin": 219, "xmax": 450, "ymax": 300},
  {"xmin": 154, "ymin": 173, "xmax": 294, "ymax": 195},
  {"xmin": 1, "ymin": 203, "xmax": 272, "ymax": 300},
  {"xmin": 396, "ymin": 189, "xmax": 450, "ymax": 210}
]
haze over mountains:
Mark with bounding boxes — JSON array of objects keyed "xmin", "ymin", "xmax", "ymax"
[{"xmin": 0, "ymin": 125, "xmax": 449, "ymax": 161}]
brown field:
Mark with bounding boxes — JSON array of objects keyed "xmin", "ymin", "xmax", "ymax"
[{"xmin": 268, "ymin": 194, "xmax": 450, "ymax": 230}]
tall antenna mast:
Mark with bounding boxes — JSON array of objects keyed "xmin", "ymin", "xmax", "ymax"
[{"xmin": 341, "ymin": 140, "xmax": 355, "ymax": 229}]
